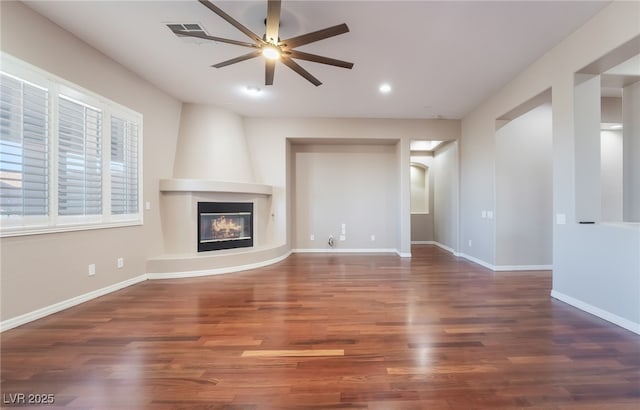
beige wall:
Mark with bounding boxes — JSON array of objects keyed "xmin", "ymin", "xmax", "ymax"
[
  {"xmin": 460, "ymin": 1, "xmax": 640, "ymax": 328},
  {"xmin": 0, "ymin": 2, "xmax": 182, "ymax": 321},
  {"xmin": 495, "ymin": 104, "xmax": 553, "ymax": 267},
  {"xmin": 244, "ymin": 117, "xmax": 461, "ymax": 255},
  {"xmin": 292, "ymin": 143, "xmax": 398, "ymax": 250}
]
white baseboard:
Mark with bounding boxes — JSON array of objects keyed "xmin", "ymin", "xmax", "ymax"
[
  {"xmin": 431, "ymin": 241, "xmax": 455, "ymax": 254},
  {"xmin": 411, "ymin": 241, "xmax": 435, "ymax": 245},
  {"xmin": 494, "ymin": 264, "xmax": 552, "ymax": 271},
  {"xmin": 0, "ymin": 274, "xmax": 148, "ymax": 332},
  {"xmin": 147, "ymin": 251, "xmax": 292, "ymax": 280},
  {"xmin": 292, "ymin": 248, "xmax": 398, "ymax": 254},
  {"xmin": 551, "ymin": 290, "xmax": 640, "ymax": 335},
  {"xmin": 456, "ymin": 252, "xmax": 496, "ymax": 271},
  {"xmin": 432, "ymin": 241, "xmax": 552, "ymax": 272}
]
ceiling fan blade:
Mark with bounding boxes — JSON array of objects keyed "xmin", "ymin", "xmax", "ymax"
[
  {"xmin": 281, "ymin": 57, "xmax": 322, "ymax": 86},
  {"xmin": 173, "ymin": 30, "xmax": 259, "ymax": 49},
  {"xmin": 198, "ymin": 0, "xmax": 264, "ymax": 44},
  {"xmin": 212, "ymin": 50, "xmax": 262, "ymax": 68},
  {"xmin": 281, "ymin": 23, "xmax": 350, "ymax": 49},
  {"xmin": 288, "ymin": 50, "xmax": 354, "ymax": 69},
  {"xmin": 265, "ymin": 59, "xmax": 276, "ymax": 85},
  {"xmin": 265, "ymin": 0, "xmax": 281, "ymax": 44}
]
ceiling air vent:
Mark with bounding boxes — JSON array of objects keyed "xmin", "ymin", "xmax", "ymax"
[{"xmin": 167, "ymin": 23, "xmax": 207, "ymax": 37}]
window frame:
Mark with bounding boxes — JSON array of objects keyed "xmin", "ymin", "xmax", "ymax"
[{"xmin": 0, "ymin": 53, "xmax": 143, "ymax": 237}]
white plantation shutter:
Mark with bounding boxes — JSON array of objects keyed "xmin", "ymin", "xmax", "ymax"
[
  {"xmin": 0, "ymin": 72, "xmax": 49, "ymax": 217},
  {"xmin": 57, "ymin": 96, "xmax": 102, "ymax": 216},
  {"xmin": 110, "ymin": 116, "xmax": 139, "ymax": 215},
  {"xmin": 0, "ymin": 54, "xmax": 142, "ymax": 236}
]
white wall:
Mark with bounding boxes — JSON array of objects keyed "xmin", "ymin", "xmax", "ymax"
[
  {"xmin": 292, "ymin": 144, "xmax": 398, "ymax": 251},
  {"xmin": 460, "ymin": 1, "xmax": 640, "ymax": 331},
  {"xmin": 433, "ymin": 142, "xmax": 459, "ymax": 250},
  {"xmin": 495, "ymin": 104, "xmax": 553, "ymax": 267},
  {"xmin": 0, "ymin": 2, "xmax": 182, "ymax": 321},
  {"xmin": 601, "ymin": 129, "xmax": 624, "ymax": 221}
]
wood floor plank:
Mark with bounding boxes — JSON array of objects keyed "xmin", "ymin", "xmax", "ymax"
[{"xmin": 1, "ymin": 245, "xmax": 639, "ymax": 409}]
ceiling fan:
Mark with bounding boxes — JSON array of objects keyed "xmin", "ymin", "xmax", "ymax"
[{"xmin": 171, "ymin": 0, "xmax": 354, "ymax": 86}]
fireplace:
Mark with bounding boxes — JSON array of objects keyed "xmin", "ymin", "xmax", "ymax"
[{"xmin": 198, "ymin": 202, "xmax": 253, "ymax": 252}]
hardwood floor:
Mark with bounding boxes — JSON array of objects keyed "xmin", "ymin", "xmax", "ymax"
[{"xmin": 1, "ymin": 245, "xmax": 639, "ymax": 409}]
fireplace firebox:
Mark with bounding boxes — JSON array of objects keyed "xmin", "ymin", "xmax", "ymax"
[{"xmin": 198, "ymin": 202, "xmax": 253, "ymax": 252}]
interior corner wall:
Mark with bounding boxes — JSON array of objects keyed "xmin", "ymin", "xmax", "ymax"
[
  {"xmin": 460, "ymin": 1, "xmax": 640, "ymax": 331},
  {"xmin": 433, "ymin": 142, "xmax": 459, "ymax": 251},
  {"xmin": 0, "ymin": 2, "xmax": 182, "ymax": 322},
  {"xmin": 495, "ymin": 104, "xmax": 553, "ymax": 267}
]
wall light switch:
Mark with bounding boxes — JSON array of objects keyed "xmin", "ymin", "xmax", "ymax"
[
  {"xmin": 145, "ymin": 201, "xmax": 151, "ymax": 210},
  {"xmin": 339, "ymin": 235, "xmax": 346, "ymax": 241},
  {"xmin": 88, "ymin": 264, "xmax": 96, "ymax": 276},
  {"xmin": 370, "ymin": 234, "xmax": 376, "ymax": 241},
  {"xmin": 556, "ymin": 214, "xmax": 566, "ymax": 225},
  {"xmin": 341, "ymin": 224, "xmax": 346, "ymax": 235},
  {"xmin": 481, "ymin": 210, "xmax": 487, "ymax": 219},
  {"xmin": 310, "ymin": 234, "xmax": 315, "ymax": 241},
  {"xmin": 487, "ymin": 211, "xmax": 494, "ymax": 219},
  {"xmin": 117, "ymin": 257, "xmax": 124, "ymax": 269}
]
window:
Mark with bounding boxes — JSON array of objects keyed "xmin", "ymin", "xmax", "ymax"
[{"xmin": 0, "ymin": 53, "xmax": 143, "ymax": 236}]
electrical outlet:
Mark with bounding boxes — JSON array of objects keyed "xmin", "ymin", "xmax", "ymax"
[
  {"xmin": 117, "ymin": 257, "xmax": 124, "ymax": 268},
  {"xmin": 88, "ymin": 264, "xmax": 96, "ymax": 276},
  {"xmin": 310, "ymin": 234, "xmax": 315, "ymax": 241},
  {"xmin": 339, "ymin": 235, "xmax": 346, "ymax": 241}
]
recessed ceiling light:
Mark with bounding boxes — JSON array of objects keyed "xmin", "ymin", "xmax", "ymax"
[
  {"xmin": 379, "ymin": 83, "xmax": 392, "ymax": 94},
  {"xmin": 244, "ymin": 86, "xmax": 261, "ymax": 96}
]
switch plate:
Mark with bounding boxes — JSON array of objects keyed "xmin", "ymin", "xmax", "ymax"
[
  {"xmin": 556, "ymin": 214, "xmax": 566, "ymax": 225},
  {"xmin": 370, "ymin": 234, "xmax": 376, "ymax": 241},
  {"xmin": 117, "ymin": 258, "xmax": 124, "ymax": 268},
  {"xmin": 339, "ymin": 235, "xmax": 346, "ymax": 241},
  {"xmin": 481, "ymin": 210, "xmax": 487, "ymax": 218},
  {"xmin": 145, "ymin": 201, "xmax": 151, "ymax": 210},
  {"xmin": 88, "ymin": 264, "xmax": 96, "ymax": 276},
  {"xmin": 341, "ymin": 224, "xmax": 346, "ymax": 235},
  {"xmin": 310, "ymin": 234, "xmax": 315, "ymax": 241},
  {"xmin": 487, "ymin": 211, "xmax": 494, "ymax": 219}
]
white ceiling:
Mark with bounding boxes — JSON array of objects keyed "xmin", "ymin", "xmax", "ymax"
[{"xmin": 24, "ymin": 0, "xmax": 609, "ymax": 119}]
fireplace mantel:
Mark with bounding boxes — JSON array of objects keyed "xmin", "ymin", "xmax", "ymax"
[{"xmin": 159, "ymin": 179, "xmax": 272, "ymax": 196}]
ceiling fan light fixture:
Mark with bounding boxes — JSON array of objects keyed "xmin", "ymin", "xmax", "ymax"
[
  {"xmin": 262, "ymin": 44, "xmax": 281, "ymax": 60},
  {"xmin": 244, "ymin": 85, "xmax": 262, "ymax": 95}
]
